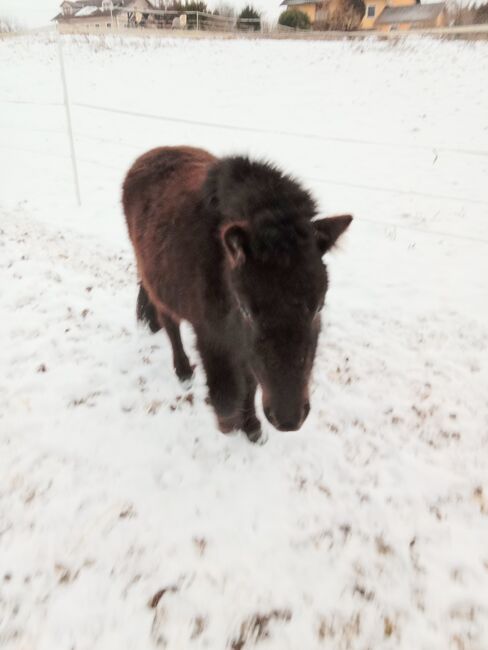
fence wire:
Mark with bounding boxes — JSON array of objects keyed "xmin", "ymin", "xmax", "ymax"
[
  {"xmin": 2, "ymin": 97, "xmax": 487, "ymax": 159},
  {"xmin": 1, "ymin": 31, "xmax": 487, "ymax": 245}
]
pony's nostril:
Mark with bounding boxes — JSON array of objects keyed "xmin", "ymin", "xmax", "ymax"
[
  {"xmin": 280, "ymin": 421, "xmax": 298, "ymax": 431},
  {"xmin": 303, "ymin": 401, "xmax": 311, "ymax": 419}
]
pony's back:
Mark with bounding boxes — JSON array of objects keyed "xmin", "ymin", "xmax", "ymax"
[
  {"xmin": 122, "ymin": 146, "xmax": 216, "ymax": 237},
  {"xmin": 122, "ymin": 146, "xmax": 218, "ymax": 324}
]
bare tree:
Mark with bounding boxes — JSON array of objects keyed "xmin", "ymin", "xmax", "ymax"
[
  {"xmin": 314, "ymin": 0, "xmax": 365, "ymax": 30},
  {"xmin": 213, "ymin": 2, "xmax": 236, "ymax": 17},
  {"xmin": 445, "ymin": 0, "xmax": 477, "ymax": 25},
  {"xmin": 0, "ymin": 16, "xmax": 22, "ymax": 33},
  {"xmin": 474, "ymin": 2, "xmax": 488, "ymax": 23}
]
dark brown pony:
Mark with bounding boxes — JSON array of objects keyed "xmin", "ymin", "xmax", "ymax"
[{"xmin": 122, "ymin": 146, "xmax": 351, "ymax": 442}]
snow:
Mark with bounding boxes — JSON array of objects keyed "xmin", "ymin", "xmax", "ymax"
[
  {"xmin": 1, "ymin": 33, "xmax": 488, "ymax": 649},
  {"xmin": 74, "ymin": 6, "xmax": 100, "ymax": 17}
]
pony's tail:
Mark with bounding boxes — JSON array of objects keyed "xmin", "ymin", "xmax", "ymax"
[{"xmin": 137, "ymin": 283, "xmax": 161, "ymax": 333}]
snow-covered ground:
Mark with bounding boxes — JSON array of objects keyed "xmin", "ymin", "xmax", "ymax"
[{"xmin": 1, "ymin": 34, "xmax": 488, "ymax": 649}]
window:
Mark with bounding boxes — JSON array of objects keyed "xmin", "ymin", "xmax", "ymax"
[
  {"xmin": 106, "ymin": 22, "xmax": 111, "ymax": 27},
  {"xmin": 95, "ymin": 23, "xmax": 100, "ymax": 27},
  {"xmin": 367, "ymin": 5, "xmax": 376, "ymax": 17}
]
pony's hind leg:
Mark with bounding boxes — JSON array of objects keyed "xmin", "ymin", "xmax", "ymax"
[
  {"xmin": 159, "ymin": 312, "xmax": 194, "ymax": 382},
  {"xmin": 137, "ymin": 283, "xmax": 161, "ymax": 333}
]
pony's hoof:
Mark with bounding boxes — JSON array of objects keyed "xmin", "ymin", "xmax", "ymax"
[
  {"xmin": 242, "ymin": 414, "xmax": 262, "ymax": 443},
  {"xmin": 245, "ymin": 427, "xmax": 263, "ymax": 444},
  {"xmin": 217, "ymin": 413, "xmax": 240, "ymax": 434},
  {"xmin": 176, "ymin": 363, "xmax": 195, "ymax": 384}
]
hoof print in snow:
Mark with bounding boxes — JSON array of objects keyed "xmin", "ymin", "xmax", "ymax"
[
  {"xmin": 375, "ymin": 536, "xmax": 393, "ymax": 555},
  {"xmin": 474, "ymin": 486, "xmax": 488, "ymax": 514},
  {"xmin": 147, "ymin": 400, "xmax": 163, "ymax": 415},
  {"xmin": 353, "ymin": 583, "xmax": 375, "ymax": 602},
  {"xmin": 169, "ymin": 393, "xmax": 194, "ymax": 412},
  {"xmin": 190, "ymin": 616, "xmax": 207, "ymax": 640},
  {"xmin": 317, "ymin": 483, "xmax": 332, "ymax": 497},
  {"xmin": 69, "ymin": 391, "xmax": 102, "ymax": 408},
  {"xmin": 36, "ymin": 364, "xmax": 47, "ymax": 373},
  {"xmin": 192, "ymin": 537, "xmax": 207, "ymax": 556},
  {"xmin": 230, "ymin": 609, "xmax": 292, "ymax": 649},
  {"xmin": 148, "ymin": 585, "xmax": 178, "ymax": 609},
  {"xmin": 318, "ymin": 613, "xmax": 361, "ymax": 642},
  {"xmin": 383, "ymin": 617, "xmax": 395, "ymax": 638},
  {"xmin": 119, "ymin": 504, "xmax": 136, "ymax": 519},
  {"xmin": 55, "ymin": 563, "xmax": 79, "ymax": 585},
  {"xmin": 325, "ymin": 422, "xmax": 339, "ymax": 434}
]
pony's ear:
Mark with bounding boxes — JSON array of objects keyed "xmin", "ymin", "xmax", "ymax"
[
  {"xmin": 313, "ymin": 215, "xmax": 352, "ymax": 254},
  {"xmin": 220, "ymin": 222, "xmax": 250, "ymax": 268}
]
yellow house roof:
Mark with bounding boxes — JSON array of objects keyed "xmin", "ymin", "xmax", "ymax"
[
  {"xmin": 375, "ymin": 2, "xmax": 445, "ymax": 24},
  {"xmin": 280, "ymin": 0, "xmax": 318, "ymax": 5}
]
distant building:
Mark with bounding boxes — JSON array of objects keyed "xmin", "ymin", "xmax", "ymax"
[
  {"xmin": 361, "ymin": 0, "xmax": 392, "ymax": 29},
  {"xmin": 373, "ymin": 2, "xmax": 447, "ymax": 30},
  {"xmin": 279, "ymin": 0, "xmax": 447, "ymax": 31},
  {"xmin": 53, "ymin": 0, "xmax": 156, "ymax": 32},
  {"xmin": 279, "ymin": 0, "xmax": 320, "ymax": 23}
]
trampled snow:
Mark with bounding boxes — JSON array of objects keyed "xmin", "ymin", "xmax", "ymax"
[{"xmin": 1, "ymin": 33, "xmax": 488, "ymax": 649}]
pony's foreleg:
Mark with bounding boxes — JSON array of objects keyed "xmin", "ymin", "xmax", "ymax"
[
  {"xmin": 241, "ymin": 370, "xmax": 262, "ymax": 443},
  {"xmin": 196, "ymin": 333, "xmax": 246, "ymax": 434}
]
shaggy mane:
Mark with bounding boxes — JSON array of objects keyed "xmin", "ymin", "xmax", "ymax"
[{"xmin": 203, "ymin": 156, "xmax": 318, "ymax": 263}]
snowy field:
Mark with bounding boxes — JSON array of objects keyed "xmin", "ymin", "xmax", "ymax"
[{"xmin": 1, "ymin": 33, "xmax": 488, "ymax": 649}]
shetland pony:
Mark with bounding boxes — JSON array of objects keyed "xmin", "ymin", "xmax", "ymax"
[{"xmin": 122, "ymin": 146, "xmax": 351, "ymax": 441}]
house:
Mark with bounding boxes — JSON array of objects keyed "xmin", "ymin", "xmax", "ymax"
[
  {"xmin": 374, "ymin": 2, "xmax": 447, "ymax": 30},
  {"xmin": 361, "ymin": 0, "xmax": 413, "ymax": 29},
  {"xmin": 279, "ymin": 0, "xmax": 320, "ymax": 23},
  {"xmin": 279, "ymin": 0, "xmax": 447, "ymax": 30},
  {"xmin": 53, "ymin": 0, "xmax": 156, "ymax": 32},
  {"xmin": 362, "ymin": 0, "xmax": 448, "ymax": 29}
]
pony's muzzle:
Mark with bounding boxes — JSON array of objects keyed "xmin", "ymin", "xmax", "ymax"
[{"xmin": 264, "ymin": 400, "xmax": 310, "ymax": 432}]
